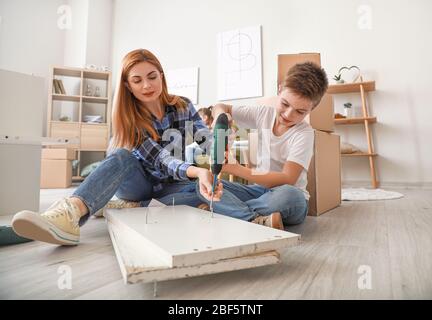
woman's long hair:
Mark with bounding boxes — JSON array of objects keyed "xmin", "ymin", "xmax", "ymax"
[{"xmin": 111, "ymin": 49, "xmax": 187, "ymax": 150}]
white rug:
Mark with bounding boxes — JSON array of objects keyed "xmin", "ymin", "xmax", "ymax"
[{"xmin": 342, "ymin": 188, "xmax": 404, "ymax": 201}]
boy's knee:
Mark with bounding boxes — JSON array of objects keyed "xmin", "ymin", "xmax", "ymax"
[
  {"xmin": 274, "ymin": 184, "xmax": 304, "ymax": 202},
  {"xmin": 273, "ymin": 184, "xmax": 308, "ymax": 225},
  {"xmin": 282, "ymin": 206, "xmax": 308, "ymax": 226}
]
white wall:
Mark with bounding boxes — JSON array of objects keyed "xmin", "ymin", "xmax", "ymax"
[
  {"xmin": 0, "ymin": 0, "xmax": 65, "ymax": 136},
  {"xmin": 110, "ymin": 0, "xmax": 432, "ymax": 186},
  {"xmin": 63, "ymin": 0, "xmax": 114, "ymax": 68},
  {"xmin": 0, "ymin": 0, "xmax": 113, "ymax": 136},
  {"xmin": 63, "ymin": 0, "xmax": 88, "ymax": 68},
  {"xmin": 0, "ymin": 0, "xmax": 65, "ymax": 78},
  {"xmin": 0, "ymin": 0, "xmax": 113, "ymax": 73},
  {"xmin": 86, "ymin": 0, "xmax": 113, "ymax": 68}
]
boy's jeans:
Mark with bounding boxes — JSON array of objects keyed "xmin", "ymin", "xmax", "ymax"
[{"xmin": 195, "ymin": 180, "xmax": 309, "ymax": 226}]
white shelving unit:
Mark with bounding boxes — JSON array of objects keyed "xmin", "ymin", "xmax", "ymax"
[{"xmin": 47, "ymin": 66, "xmax": 112, "ymax": 181}]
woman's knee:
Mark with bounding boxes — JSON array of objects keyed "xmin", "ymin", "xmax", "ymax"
[
  {"xmin": 110, "ymin": 148, "xmax": 131, "ymax": 160},
  {"xmin": 110, "ymin": 149, "xmax": 152, "ymax": 201},
  {"xmin": 107, "ymin": 148, "xmax": 136, "ymax": 169},
  {"xmin": 116, "ymin": 177, "xmax": 153, "ymax": 202}
]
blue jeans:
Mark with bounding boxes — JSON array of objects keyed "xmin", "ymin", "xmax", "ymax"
[
  {"xmin": 195, "ymin": 180, "xmax": 308, "ymax": 226},
  {"xmin": 72, "ymin": 148, "xmax": 201, "ymax": 226}
]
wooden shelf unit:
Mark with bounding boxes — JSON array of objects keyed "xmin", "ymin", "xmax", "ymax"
[
  {"xmin": 329, "ymin": 79, "xmax": 379, "ymax": 188},
  {"xmin": 335, "ymin": 116, "xmax": 377, "ymax": 125},
  {"xmin": 327, "ymin": 81, "xmax": 375, "ymax": 94},
  {"xmin": 52, "ymin": 94, "xmax": 81, "ymax": 102},
  {"xmin": 47, "ymin": 66, "xmax": 112, "ymax": 181},
  {"xmin": 341, "ymin": 152, "xmax": 377, "ymax": 157}
]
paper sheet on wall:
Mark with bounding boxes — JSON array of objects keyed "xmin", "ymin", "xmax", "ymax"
[
  {"xmin": 217, "ymin": 25, "xmax": 263, "ymax": 101},
  {"xmin": 165, "ymin": 67, "xmax": 199, "ymax": 104}
]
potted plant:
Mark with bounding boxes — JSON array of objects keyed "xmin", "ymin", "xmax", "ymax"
[
  {"xmin": 333, "ymin": 73, "xmax": 345, "ymax": 84},
  {"xmin": 343, "ymin": 102, "xmax": 353, "ymax": 118}
]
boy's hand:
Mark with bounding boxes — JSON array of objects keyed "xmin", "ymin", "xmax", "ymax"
[
  {"xmin": 197, "ymin": 169, "xmax": 223, "ymax": 202},
  {"xmin": 211, "ymin": 112, "xmax": 233, "ymax": 130},
  {"xmin": 222, "ymin": 148, "xmax": 240, "ymax": 174}
]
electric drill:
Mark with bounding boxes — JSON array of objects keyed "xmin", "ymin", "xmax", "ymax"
[{"xmin": 209, "ymin": 113, "xmax": 230, "ymax": 214}]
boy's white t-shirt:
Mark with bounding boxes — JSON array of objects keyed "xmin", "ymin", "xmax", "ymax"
[{"xmin": 232, "ymin": 105, "xmax": 315, "ymax": 200}]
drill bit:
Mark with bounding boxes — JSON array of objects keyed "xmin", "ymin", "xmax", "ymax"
[{"xmin": 209, "ymin": 175, "xmax": 217, "ymax": 218}]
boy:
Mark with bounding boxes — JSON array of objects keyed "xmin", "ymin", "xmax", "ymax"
[{"xmin": 198, "ymin": 62, "xmax": 328, "ymax": 230}]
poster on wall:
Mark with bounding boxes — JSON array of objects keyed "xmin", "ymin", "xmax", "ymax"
[
  {"xmin": 165, "ymin": 67, "xmax": 199, "ymax": 104},
  {"xmin": 217, "ymin": 25, "xmax": 263, "ymax": 101}
]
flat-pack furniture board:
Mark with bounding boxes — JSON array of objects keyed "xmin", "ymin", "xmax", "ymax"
[{"xmin": 105, "ymin": 205, "xmax": 300, "ymax": 284}]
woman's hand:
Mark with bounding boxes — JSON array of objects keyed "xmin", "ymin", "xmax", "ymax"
[{"xmin": 196, "ymin": 168, "xmax": 223, "ymax": 202}]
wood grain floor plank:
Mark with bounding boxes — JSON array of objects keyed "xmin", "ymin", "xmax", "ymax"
[{"xmin": 1, "ymin": 188, "xmax": 431, "ymax": 299}]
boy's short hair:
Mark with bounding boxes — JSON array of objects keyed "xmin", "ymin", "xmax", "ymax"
[{"xmin": 281, "ymin": 62, "xmax": 329, "ymax": 108}]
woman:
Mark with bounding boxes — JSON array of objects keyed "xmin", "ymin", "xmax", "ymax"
[{"xmin": 12, "ymin": 49, "xmax": 222, "ymax": 246}]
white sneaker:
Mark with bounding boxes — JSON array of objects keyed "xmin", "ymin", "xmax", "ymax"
[{"xmin": 12, "ymin": 198, "xmax": 81, "ymax": 246}]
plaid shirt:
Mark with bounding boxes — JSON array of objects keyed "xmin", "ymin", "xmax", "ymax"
[{"xmin": 131, "ymin": 99, "xmax": 212, "ymax": 192}]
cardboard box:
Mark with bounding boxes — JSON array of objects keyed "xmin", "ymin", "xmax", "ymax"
[
  {"xmin": 42, "ymin": 148, "xmax": 76, "ymax": 160},
  {"xmin": 305, "ymin": 94, "xmax": 334, "ymax": 132},
  {"xmin": 256, "ymin": 93, "xmax": 334, "ymax": 132},
  {"xmin": 40, "ymin": 159, "xmax": 72, "ymax": 189},
  {"xmin": 307, "ymin": 130, "xmax": 341, "ymax": 216},
  {"xmin": 276, "ymin": 52, "xmax": 334, "ymax": 132},
  {"xmin": 278, "ymin": 53, "xmax": 321, "ymax": 88}
]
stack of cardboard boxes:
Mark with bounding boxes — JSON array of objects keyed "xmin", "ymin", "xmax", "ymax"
[
  {"xmin": 260, "ymin": 53, "xmax": 341, "ymax": 216},
  {"xmin": 40, "ymin": 148, "xmax": 75, "ymax": 189},
  {"xmin": 278, "ymin": 53, "xmax": 341, "ymax": 216}
]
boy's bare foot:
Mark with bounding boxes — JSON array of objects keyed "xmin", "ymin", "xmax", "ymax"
[{"xmin": 251, "ymin": 212, "xmax": 284, "ymax": 230}]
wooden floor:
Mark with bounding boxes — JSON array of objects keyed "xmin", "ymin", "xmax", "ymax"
[{"xmin": 1, "ymin": 187, "xmax": 431, "ymax": 299}]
